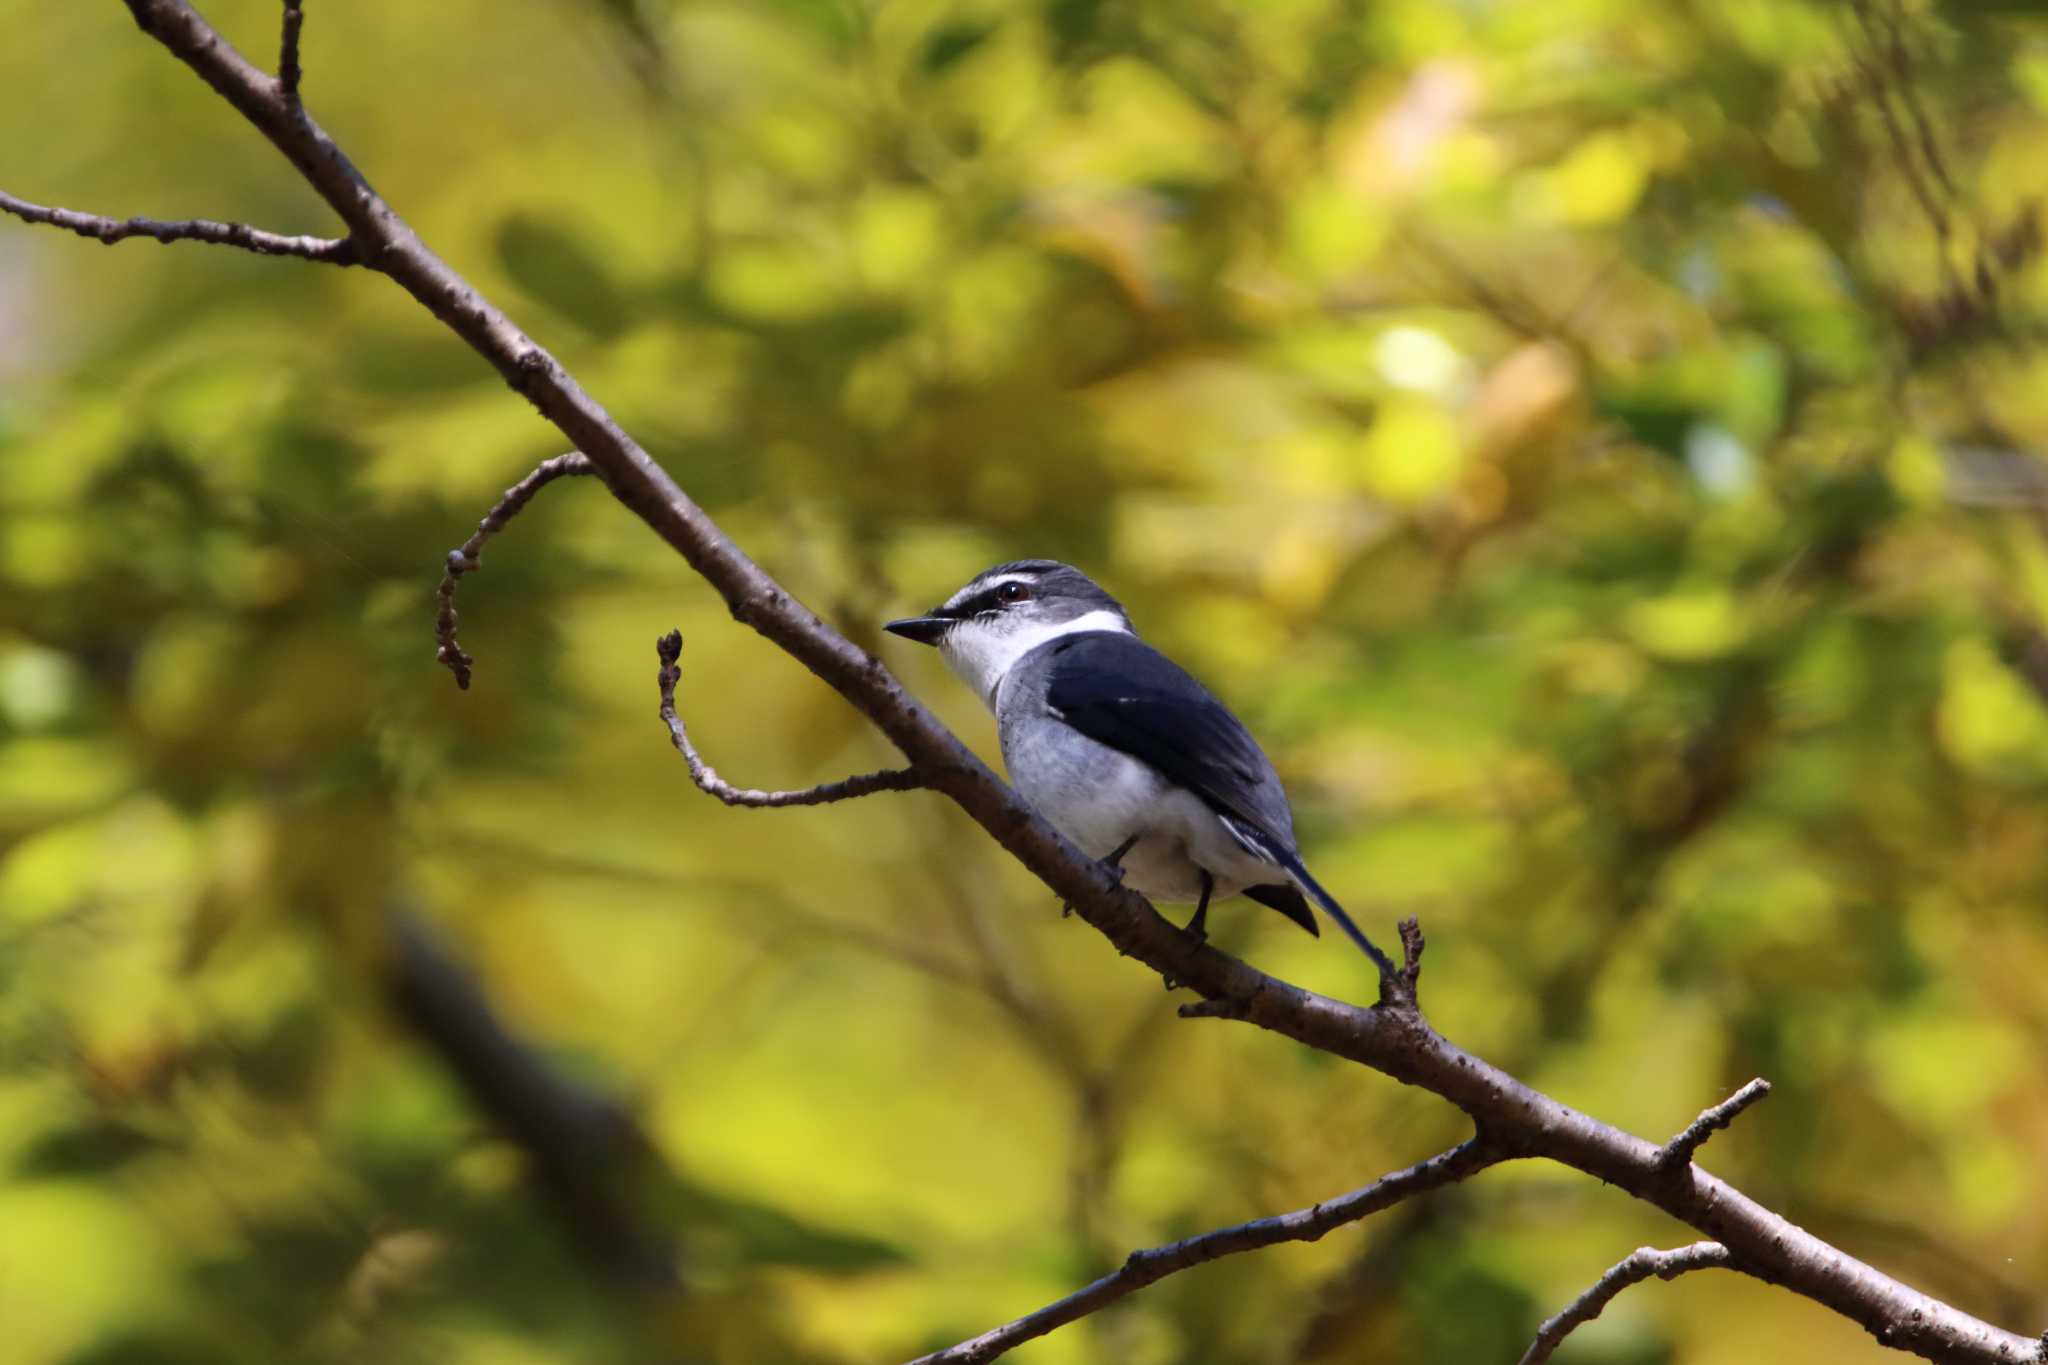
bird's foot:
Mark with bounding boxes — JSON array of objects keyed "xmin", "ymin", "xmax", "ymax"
[
  {"xmin": 1165, "ymin": 881, "xmax": 1211, "ymax": 989},
  {"xmin": 1098, "ymin": 833, "xmax": 1140, "ymax": 884}
]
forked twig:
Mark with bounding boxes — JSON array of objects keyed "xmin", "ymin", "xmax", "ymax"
[
  {"xmin": 434, "ymin": 452, "xmax": 598, "ymax": 688},
  {"xmin": 1518, "ymin": 1243, "xmax": 1735, "ymax": 1365},
  {"xmin": 0, "ymin": 189, "xmax": 357, "ymax": 263},
  {"xmin": 656, "ymin": 631, "xmax": 926, "ymax": 807},
  {"xmin": 13, "ymin": 5, "xmax": 2043, "ymax": 1361},
  {"xmin": 1657, "ymin": 1077, "xmax": 1772, "ymax": 1175}
]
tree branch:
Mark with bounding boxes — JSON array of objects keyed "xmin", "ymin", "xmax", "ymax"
[
  {"xmin": 1517, "ymin": 1243, "xmax": 1736, "ymax": 1365},
  {"xmin": 907, "ymin": 1138, "xmax": 1508, "ymax": 1365},
  {"xmin": 0, "ymin": 188, "xmax": 357, "ymax": 263},
  {"xmin": 1656, "ymin": 1077, "xmax": 1771, "ymax": 1176},
  {"xmin": 433, "ymin": 451, "xmax": 598, "ymax": 688},
  {"xmin": 386, "ymin": 906, "xmax": 677, "ymax": 1288},
  {"xmin": 655, "ymin": 630, "xmax": 927, "ymax": 807},
  {"xmin": 1849, "ymin": 0, "xmax": 1953, "ymax": 249},
  {"xmin": 22, "ymin": 5, "xmax": 2042, "ymax": 1361},
  {"xmin": 278, "ymin": 0, "xmax": 304, "ymax": 105}
]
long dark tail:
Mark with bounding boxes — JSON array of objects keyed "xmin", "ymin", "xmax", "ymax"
[
  {"xmin": 1278, "ymin": 851, "xmax": 1396, "ymax": 976},
  {"xmin": 1221, "ymin": 815, "xmax": 1395, "ymax": 975}
]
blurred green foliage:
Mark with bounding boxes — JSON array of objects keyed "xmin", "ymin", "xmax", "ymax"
[{"xmin": 4, "ymin": 0, "xmax": 2048, "ymax": 1360}]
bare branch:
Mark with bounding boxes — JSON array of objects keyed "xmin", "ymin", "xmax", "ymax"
[
  {"xmin": 656, "ymin": 631, "xmax": 926, "ymax": 807},
  {"xmin": 1393, "ymin": 914, "xmax": 1425, "ymax": 1004},
  {"xmin": 1395, "ymin": 227, "xmax": 1600, "ymax": 371},
  {"xmin": 279, "ymin": 0, "xmax": 305, "ymax": 105},
  {"xmin": 0, "ymin": 188, "xmax": 356, "ymax": 263},
  {"xmin": 442, "ymin": 831, "xmax": 1002, "ymax": 1001},
  {"xmin": 1859, "ymin": 0, "xmax": 1949, "ymax": 202},
  {"xmin": 1849, "ymin": 0, "xmax": 1951, "ymax": 253},
  {"xmin": 1518, "ymin": 1243, "xmax": 1735, "ymax": 1365},
  {"xmin": 434, "ymin": 452, "xmax": 598, "ymax": 688},
  {"xmin": 906, "ymin": 1138, "xmax": 1507, "ymax": 1365},
  {"xmin": 43, "ymin": 6, "xmax": 2046, "ymax": 1361},
  {"xmin": 386, "ymin": 906, "xmax": 678, "ymax": 1288},
  {"xmin": 1657, "ymin": 1077, "xmax": 1771, "ymax": 1175},
  {"xmin": 1185, "ymin": 913, "xmax": 1419, "ymax": 1019},
  {"xmin": 1866, "ymin": 0, "xmax": 1956, "ymax": 198}
]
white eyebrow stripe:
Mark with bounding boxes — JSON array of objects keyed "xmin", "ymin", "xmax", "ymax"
[{"xmin": 943, "ymin": 573, "xmax": 1041, "ymax": 611}]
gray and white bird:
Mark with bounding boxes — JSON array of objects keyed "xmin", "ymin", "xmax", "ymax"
[{"xmin": 885, "ymin": 560, "xmax": 1391, "ymax": 972}]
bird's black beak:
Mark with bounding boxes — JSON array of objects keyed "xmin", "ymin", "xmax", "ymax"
[{"xmin": 884, "ymin": 614, "xmax": 953, "ymax": 646}]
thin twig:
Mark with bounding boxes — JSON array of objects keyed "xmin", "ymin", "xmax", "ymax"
[
  {"xmin": 0, "ymin": 189, "xmax": 356, "ymax": 263},
  {"xmin": 279, "ymin": 0, "xmax": 305, "ymax": 105},
  {"xmin": 1870, "ymin": 0, "xmax": 1955, "ymax": 198},
  {"xmin": 1657, "ymin": 1078, "xmax": 1771, "ymax": 1175},
  {"xmin": 45, "ymin": 5, "xmax": 2048, "ymax": 1360},
  {"xmin": 1517, "ymin": 1243, "xmax": 1734, "ymax": 1365},
  {"xmin": 656, "ymin": 631, "xmax": 925, "ymax": 807},
  {"xmin": 1403, "ymin": 228, "xmax": 1557, "ymax": 339},
  {"xmin": 434, "ymin": 452, "xmax": 598, "ymax": 688},
  {"xmin": 1393, "ymin": 914, "xmax": 1425, "ymax": 1005},
  {"xmin": 906, "ymin": 1138, "xmax": 1506, "ymax": 1365},
  {"xmin": 1182, "ymin": 913, "xmax": 1422, "ymax": 1020},
  {"xmin": 439, "ymin": 831, "xmax": 1023, "ymax": 1017},
  {"xmin": 1849, "ymin": 0, "xmax": 1951, "ymax": 254}
]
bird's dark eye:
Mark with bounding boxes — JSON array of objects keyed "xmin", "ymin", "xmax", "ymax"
[{"xmin": 996, "ymin": 581, "xmax": 1031, "ymax": 605}]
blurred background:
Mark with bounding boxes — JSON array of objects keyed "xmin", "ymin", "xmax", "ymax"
[{"xmin": 4, "ymin": 0, "xmax": 2048, "ymax": 1361}]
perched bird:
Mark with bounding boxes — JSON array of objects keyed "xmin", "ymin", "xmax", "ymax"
[{"xmin": 885, "ymin": 560, "xmax": 1391, "ymax": 971}]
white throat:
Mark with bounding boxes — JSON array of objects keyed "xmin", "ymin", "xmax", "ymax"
[{"xmin": 941, "ymin": 609, "xmax": 1132, "ymax": 712}]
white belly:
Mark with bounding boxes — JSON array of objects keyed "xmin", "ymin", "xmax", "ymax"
[{"xmin": 1002, "ymin": 722, "xmax": 1277, "ymax": 904}]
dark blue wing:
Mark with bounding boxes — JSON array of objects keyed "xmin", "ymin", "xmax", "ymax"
[
  {"xmin": 1041, "ymin": 631, "xmax": 1393, "ymax": 970},
  {"xmin": 1039, "ymin": 632, "xmax": 1293, "ymax": 848}
]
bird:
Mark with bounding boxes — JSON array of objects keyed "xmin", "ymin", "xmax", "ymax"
[{"xmin": 885, "ymin": 559, "xmax": 1392, "ymax": 973}]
